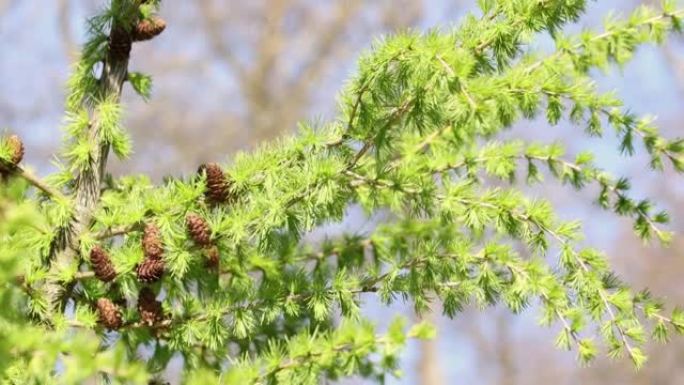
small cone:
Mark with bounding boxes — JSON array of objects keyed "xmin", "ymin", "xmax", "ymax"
[
  {"xmin": 138, "ymin": 287, "xmax": 163, "ymax": 326},
  {"xmin": 138, "ymin": 224, "xmax": 164, "ymax": 282},
  {"xmin": 97, "ymin": 298, "xmax": 123, "ymax": 330},
  {"xmin": 132, "ymin": 17, "xmax": 166, "ymax": 42},
  {"xmin": 142, "ymin": 223, "xmax": 164, "ymax": 259},
  {"xmin": 186, "ymin": 213, "xmax": 211, "ymax": 246},
  {"xmin": 7, "ymin": 135, "xmax": 23, "ymax": 166},
  {"xmin": 205, "ymin": 245, "xmax": 220, "ymax": 270},
  {"xmin": 108, "ymin": 26, "xmax": 132, "ymax": 61},
  {"xmin": 90, "ymin": 245, "xmax": 117, "ymax": 282},
  {"xmin": 198, "ymin": 163, "xmax": 232, "ymax": 204},
  {"xmin": 136, "ymin": 257, "xmax": 164, "ymax": 283}
]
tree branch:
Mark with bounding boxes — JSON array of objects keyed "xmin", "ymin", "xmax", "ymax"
[
  {"xmin": 1, "ymin": 165, "xmax": 67, "ymax": 201},
  {"xmin": 46, "ymin": 5, "xmax": 141, "ymax": 314}
]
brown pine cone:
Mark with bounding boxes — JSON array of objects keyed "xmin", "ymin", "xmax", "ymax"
[
  {"xmin": 132, "ymin": 16, "xmax": 166, "ymax": 42},
  {"xmin": 108, "ymin": 26, "xmax": 132, "ymax": 61},
  {"xmin": 142, "ymin": 223, "xmax": 164, "ymax": 259},
  {"xmin": 205, "ymin": 245, "xmax": 220, "ymax": 270},
  {"xmin": 7, "ymin": 135, "xmax": 23, "ymax": 166},
  {"xmin": 96, "ymin": 298, "xmax": 123, "ymax": 330},
  {"xmin": 136, "ymin": 256, "xmax": 165, "ymax": 283},
  {"xmin": 198, "ymin": 163, "xmax": 232, "ymax": 204},
  {"xmin": 137, "ymin": 287, "xmax": 163, "ymax": 326},
  {"xmin": 89, "ymin": 245, "xmax": 117, "ymax": 282},
  {"xmin": 186, "ymin": 213, "xmax": 211, "ymax": 246}
]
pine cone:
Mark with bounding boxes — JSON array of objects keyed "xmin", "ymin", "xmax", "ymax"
[
  {"xmin": 89, "ymin": 245, "xmax": 117, "ymax": 282},
  {"xmin": 205, "ymin": 245, "xmax": 220, "ymax": 270},
  {"xmin": 136, "ymin": 256, "xmax": 165, "ymax": 283},
  {"xmin": 186, "ymin": 213, "xmax": 211, "ymax": 246},
  {"xmin": 108, "ymin": 26, "xmax": 132, "ymax": 61},
  {"xmin": 7, "ymin": 135, "xmax": 23, "ymax": 166},
  {"xmin": 142, "ymin": 223, "xmax": 164, "ymax": 259},
  {"xmin": 198, "ymin": 163, "xmax": 232, "ymax": 204},
  {"xmin": 137, "ymin": 223, "xmax": 165, "ymax": 282},
  {"xmin": 132, "ymin": 16, "xmax": 166, "ymax": 42},
  {"xmin": 137, "ymin": 287, "xmax": 163, "ymax": 326},
  {"xmin": 96, "ymin": 298, "xmax": 123, "ymax": 330}
]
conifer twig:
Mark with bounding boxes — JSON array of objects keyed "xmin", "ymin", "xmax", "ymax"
[
  {"xmin": 532, "ymin": 221, "xmax": 639, "ymax": 363},
  {"xmin": 14, "ymin": 166, "xmax": 67, "ymax": 201},
  {"xmin": 522, "ymin": 9, "xmax": 684, "ymax": 75},
  {"xmin": 93, "ymin": 223, "xmax": 141, "ymax": 240},
  {"xmin": 455, "ymin": 193, "xmax": 641, "ymax": 363}
]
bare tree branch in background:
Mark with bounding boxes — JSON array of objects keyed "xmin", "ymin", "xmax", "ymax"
[
  {"xmin": 124, "ymin": 1, "xmax": 424, "ymax": 177},
  {"xmin": 197, "ymin": 0, "xmax": 249, "ymax": 80},
  {"xmin": 57, "ymin": 0, "xmax": 78, "ymax": 57},
  {"xmin": 0, "ymin": 0, "xmax": 15, "ymax": 15},
  {"xmin": 661, "ymin": 42, "xmax": 684, "ymax": 89},
  {"xmin": 197, "ymin": 0, "xmax": 368, "ymax": 143}
]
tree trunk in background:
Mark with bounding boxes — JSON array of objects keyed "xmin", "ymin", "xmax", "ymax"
[
  {"xmin": 495, "ymin": 313, "xmax": 516, "ymax": 385},
  {"xmin": 418, "ymin": 311, "xmax": 443, "ymax": 385}
]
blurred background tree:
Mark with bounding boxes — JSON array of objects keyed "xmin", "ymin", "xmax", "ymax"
[{"xmin": 1, "ymin": 0, "xmax": 683, "ymax": 383}]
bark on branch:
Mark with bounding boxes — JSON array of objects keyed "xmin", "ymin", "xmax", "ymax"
[{"xmin": 46, "ymin": 12, "xmax": 137, "ymax": 313}]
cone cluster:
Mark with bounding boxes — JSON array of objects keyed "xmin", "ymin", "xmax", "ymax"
[
  {"xmin": 136, "ymin": 223, "xmax": 165, "ymax": 282},
  {"xmin": 132, "ymin": 16, "xmax": 166, "ymax": 41},
  {"xmin": 97, "ymin": 298, "xmax": 123, "ymax": 330},
  {"xmin": 90, "ymin": 245, "xmax": 117, "ymax": 282},
  {"xmin": 199, "ymin": 163, "xmax": 232, "ymax": 204},
  {"xmin": 137, "ymin": 287, "xmax": 163, "ymax": 326}
]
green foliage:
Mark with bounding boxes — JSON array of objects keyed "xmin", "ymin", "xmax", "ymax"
[
  {"xmin": 128, "ymin": 72, "xmax": 153, "ymax": 101},
  {"xmin": 2, "ymin": 0, "xmax": 684, "ymax": 383}
]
